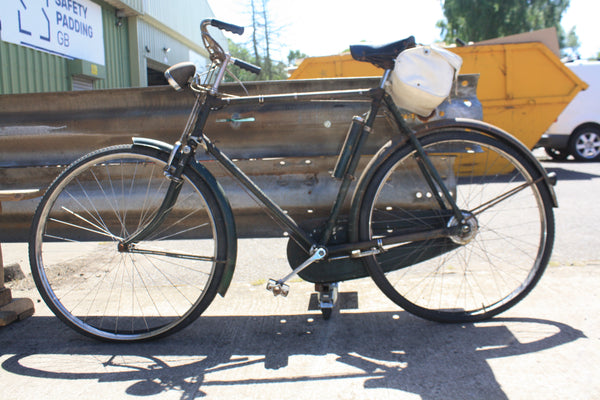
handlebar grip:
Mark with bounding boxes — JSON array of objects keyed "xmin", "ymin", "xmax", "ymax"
[
  {"xmin": 233, "ymin": 58, "xmax": 262, "ymax": 75},
  {"xmin": 210, "ymin": 19, "xmax": 244, "ymax": 35}
]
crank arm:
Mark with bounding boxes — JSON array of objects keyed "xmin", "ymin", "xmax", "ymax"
[{"xmin": 266, "ymin": 247, "xmax": 327, "ymax": 297}]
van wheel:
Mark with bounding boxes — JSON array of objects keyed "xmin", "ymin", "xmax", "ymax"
[
  {"xmin": 569, "ymin": 126, "xmax": 600, "ymax": 161},
  {"xmin": 544, "ymin": 147, "xmax": 569, "ymax": 161}
]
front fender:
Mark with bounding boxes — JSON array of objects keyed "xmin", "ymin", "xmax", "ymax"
[{"xmin": 132, "ymin": 137, "xmax": 238, "ymax": 297}]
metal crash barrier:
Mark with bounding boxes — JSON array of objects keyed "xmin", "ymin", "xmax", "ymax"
[{"xmin": 0, "ymin": 76, "xmax": 481, "ymax": 241}]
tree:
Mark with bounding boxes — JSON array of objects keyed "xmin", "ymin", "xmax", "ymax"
[
  {"xmin": 259, "ymin": 0, "xmax": 273, "ymax": 79},
  {"xmin": 227, "ymin": 39, "xmax": 259, "ymax": 82},
  {"xmin": 438, "ymin": 0, "xmax": 573, "ymax": 47},
  {"xmin": 287, "ymin": 50, "xmax": 308, "ymax": 66},
  {"xmin": 227, "ymin": 38, "xmax": 290, "ymax": 82},
  {"xmin": 226, "ymin": 0, "xmax": 302, "ymax": 81},
  {"xmin": 246, "ymin": 0, "xmax": 281, "ymax": 80},
  {"xmin": 249, "ymin": 0, "xmax": 261, "ymax": 67},
  {"xmin": 562, "ymin": 26, "xmax": 581, "ymax": 59}
]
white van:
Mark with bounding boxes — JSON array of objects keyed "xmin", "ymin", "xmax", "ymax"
[{"xmin": 538, "ymin": 60, "xmax": 600, "ymax": 161}]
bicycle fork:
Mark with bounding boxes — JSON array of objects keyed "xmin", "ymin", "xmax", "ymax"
[{"xmin": 118, "ymin": 141, "xmax": 193, "ymax": 250}]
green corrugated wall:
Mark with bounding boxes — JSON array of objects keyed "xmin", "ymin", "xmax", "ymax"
[
  {"xmin": 0, "ymin": 0, "xmax": 220, "ymax": 94},
  {"xmin": 0, "ymin": 2, "xmax": 131, "ymax": 94},
  {"xmin": 95, "ymin": 5, "xmax": 131, "ymax": 89},
  {"xmin": 0, "ymin": 41, "xmax": 70, "ymax": 94}
]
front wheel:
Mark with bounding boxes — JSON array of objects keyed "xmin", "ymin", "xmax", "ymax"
[
  {"xmin": 358, "ymin": 130, "xmax": 555, "ymax": 322},
  {"xmin": 29, "ymin": 145, "xmax": 229, "ymax": 341}
]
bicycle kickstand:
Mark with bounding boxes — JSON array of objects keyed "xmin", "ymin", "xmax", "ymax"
[
  {"xmin": 266, "ymin": 247, "xmax": 327, "ymax": 297},
  {"xmin": 315, "ymin": 282, "xmax": 339, "ymax": 320}
]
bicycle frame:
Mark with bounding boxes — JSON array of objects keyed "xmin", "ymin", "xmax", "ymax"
[
  {"xmin": 120, "ymin": 68, "xmax": 465, "ymax": 267},
  {"xmin": 26, "ymin": 17, "xmax": 561, "ymax": 342}
]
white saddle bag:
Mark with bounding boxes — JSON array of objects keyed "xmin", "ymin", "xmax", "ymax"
[{"xmin": 386, "ymin": 45, "xmax": 463, "ymax": 116}]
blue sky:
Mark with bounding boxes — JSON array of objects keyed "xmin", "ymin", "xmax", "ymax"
[{"xmin": 208, "ymin": 0, "xmax": 599, "ymax": 61}]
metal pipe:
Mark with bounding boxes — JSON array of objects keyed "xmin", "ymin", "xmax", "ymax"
[{"xmin": 203, "ymin": 137, "xmax": 316, "ymax": 251}]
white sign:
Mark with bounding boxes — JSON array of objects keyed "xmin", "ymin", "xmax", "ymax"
[{"xmin": 0, "ymin": 0, "xmax": 105, "ymax": 65}]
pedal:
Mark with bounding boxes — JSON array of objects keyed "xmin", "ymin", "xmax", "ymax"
[{"xmin": 266, "ymin": 279, "xmax": 289, "ymax": 297}]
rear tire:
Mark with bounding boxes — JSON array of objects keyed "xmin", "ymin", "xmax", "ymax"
[
  {"xmin": 29, "ymin": 145, "xmax": 228, "ymax": 341},
  {"xmin": 358, "ymin": 130, "xmax": 555, "ymax": 322}
]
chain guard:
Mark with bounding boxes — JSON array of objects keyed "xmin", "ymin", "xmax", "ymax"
[
  {"xmin": 286, "ymin": 219, "xmax": 367, "ymax": 284},
  {"xmin": 286, "ymin": 210, "xmax": 460, "ymax": 284}
]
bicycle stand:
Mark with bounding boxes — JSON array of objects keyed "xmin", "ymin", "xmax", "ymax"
[{"xmin": 315, "ymin": 282, "xmax": 339, "ymax": 320}]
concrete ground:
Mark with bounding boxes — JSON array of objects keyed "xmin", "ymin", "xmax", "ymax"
[{"xmin": 0, "ymin": 156, "xmax": 598, "ymax": 399}]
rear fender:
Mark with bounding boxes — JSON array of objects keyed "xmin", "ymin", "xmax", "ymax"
[
  {"xmin": 132, "ymin": 137, "xmax": 237, "ymax": 297},
  {"xmin": 349, "ymin": 118, "xmax": 558, "ymax": 240}
]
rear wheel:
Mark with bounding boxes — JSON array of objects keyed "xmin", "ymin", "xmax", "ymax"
[
  {"xmin": 358, "ymin": 130, "xmax": 555, "ymax": 322},
  {"xmin": 29, "ymin": 145, "xmax": 228, "ymax": 341}
]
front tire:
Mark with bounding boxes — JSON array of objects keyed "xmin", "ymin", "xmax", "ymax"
[
  {"xmin": 29, "ymin": 145, "xmax": 228, "ymax": 341},
  {"xmin": 358, "ymin": 130, "xmax": 555, "ymax": 322}
]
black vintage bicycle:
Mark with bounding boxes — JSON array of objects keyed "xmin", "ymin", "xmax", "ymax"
[{"xmin": 29, "ymin": 20, "xmax": 556, "ymax": 342}]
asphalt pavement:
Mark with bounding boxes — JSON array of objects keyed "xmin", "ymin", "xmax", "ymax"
[{"xmin": 0, "ymin": 154, "xmax": 598, "ymax": 400}]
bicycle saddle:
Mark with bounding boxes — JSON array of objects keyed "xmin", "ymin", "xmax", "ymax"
[{"xmin": 350, "ymin": 36, "xmax": 416, "ymax": 70}]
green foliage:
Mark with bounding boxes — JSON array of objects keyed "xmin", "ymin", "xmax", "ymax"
[
  {"xmin": 562, "ymin": 26, "xmax": 581, "ymax": 58},
  {"xmin": 438, "ymin": 0, "xmax": 571, "ymax": 45},
  {"xmin": 223, "ymin": 0, "xmax": 295, "ymax": 81},
  {"xmin": 227, "ymin": 38, "xmax": 289, "ymax": 81},
  {"xmin": 226, "ymin": 39, "xmax": 260, "ymax": 82},
  {"xmin": 287, "ymin": 50, "xmax": 308, "ymax": 66}
]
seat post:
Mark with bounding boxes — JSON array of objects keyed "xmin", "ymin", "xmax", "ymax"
[{"xmin": 379, "ymin": 69, "xmax": 392, "ymax": 89}]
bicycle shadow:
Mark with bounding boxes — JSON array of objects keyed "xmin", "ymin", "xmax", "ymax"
[{"xmin": 0, "ymin": 311, "xmax": 585, "ymax": 399}]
